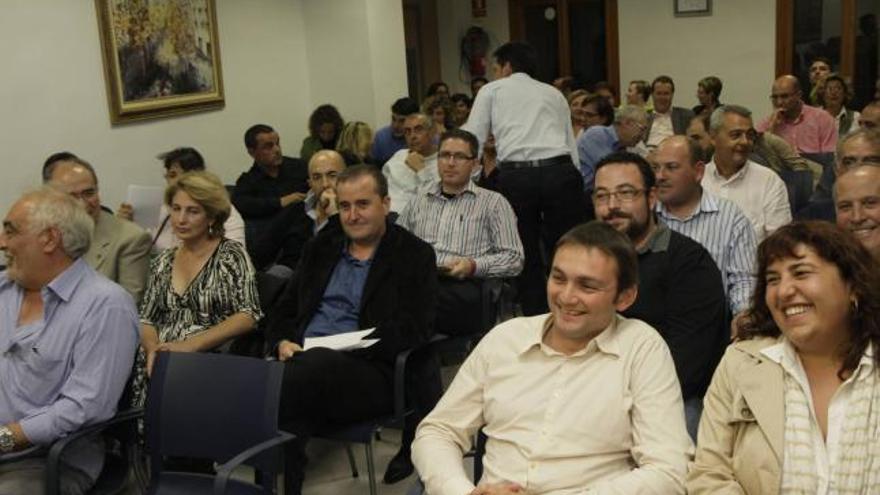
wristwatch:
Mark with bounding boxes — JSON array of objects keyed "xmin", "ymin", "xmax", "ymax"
[{"xmin": 0, "ymin": 426, "xmax": 15, "ymax": 453}]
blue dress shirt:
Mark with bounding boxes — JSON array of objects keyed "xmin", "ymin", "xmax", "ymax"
[
  {"xmin": 304, "ymin": 247, "xmax": 372, "ymax": 337},
  {"xmin": 576, "ymin": 125, "xmax": 621, "ymax": 193},
  {"xmin": 371, "ymin": 125, "xmax": 407, "ymax": 166}
]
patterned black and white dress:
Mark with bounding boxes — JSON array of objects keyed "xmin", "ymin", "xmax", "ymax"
[{"xmin": 131, "ymin": 238, "xmax": 263, "ymax": 407}]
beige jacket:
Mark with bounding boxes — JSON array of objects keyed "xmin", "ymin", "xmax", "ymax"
[
  {"xmin": 83, "ymin": 210, "xmax": 151, "ymax": 304},
  {"xmin": 687, "ymin": 337, "xmax": 784, "ymax": 495}
]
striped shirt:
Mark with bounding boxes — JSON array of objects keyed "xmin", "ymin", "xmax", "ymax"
[
  {"xmin": 397, "ymin": 180, "xmax": 524, "ymax": 277},
  {"xmin": 656, "ymin": 191, "xmax": 757, "ymax": 315}
]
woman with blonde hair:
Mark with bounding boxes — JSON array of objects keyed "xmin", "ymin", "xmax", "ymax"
[
  {"xmin": 131, "ymin": 171, "xmax": 262, "ymax": 406},
  {"xmin": 336, "ymin": 121, "xmax": 374, "ymax": 165},
  {"xmin": 688, "ymin": 221, "xmax": 880, "ymax": 494}
]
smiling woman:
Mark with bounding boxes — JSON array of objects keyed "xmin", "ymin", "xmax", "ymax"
[{"xmin": 688, "ymin": 221, "xmax": 880, "ymax": 494}]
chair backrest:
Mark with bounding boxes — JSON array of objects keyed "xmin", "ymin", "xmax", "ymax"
[
  {"xmin": 145, "ymin": 352, "xmax": 284, "ymax": 475},
  {"xmin": 776, "ymin": 167, "xmax": 815, "ymax": 213}
]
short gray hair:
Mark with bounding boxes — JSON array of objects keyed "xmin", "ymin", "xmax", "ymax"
[
  {"xmin": 22, "ymin": 187, "xmax": 94, "ymax": 259},
  {"xmin": 709, "ymin": 104, "xmax": 753, "ymax": 134},
  {"xmin": 836, "ymin": 128, "xmax": 880, "ymax": 168},
  {"xmin": 614, "ymin": 105, "xmax": 648, "ymax": 125}
]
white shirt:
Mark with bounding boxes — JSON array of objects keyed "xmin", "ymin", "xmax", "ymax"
[
  {"xmin": 463, "ymin": 72, "xmax": 578, "ymax": 163},
  {"xmin": 413, "ymin": 314, "xmax": 693, "ymax": 495},
  {"xmin": 762, "ymin": 341, "xmax": 875, "ymax": 495},
  {"xmin": 153, "ymin": 203, "xmax": 246, "ymax": 250},
  {"xmin": 701, "ymin": 159, "xmax": 792, "ymax": 241},
  {"xmin": 646, "ymin": 111, "xmax": 674, "ymax": 147},
  {"xmin": 834, "ymin": 107, "xmax": 860, "ymax": 135},
  {"xmin": 382, "ymin": 148, "xmax": 438, "ymax": 213}
]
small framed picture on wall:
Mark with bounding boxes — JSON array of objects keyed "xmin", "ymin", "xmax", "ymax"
[{"xmin": 674, "ymin": 0, "xmax": 712, "ymax": 17}]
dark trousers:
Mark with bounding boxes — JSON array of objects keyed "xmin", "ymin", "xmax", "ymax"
[
  {"xmin": 435, "ymin": 277, "xmax": 483, "ymax": 336},
  {"xmin": 278, "ymin": 346, "xmax": 441, "ymax": 494},
  {"xmin": 498, "ymin": 162, "xmax": 587, "ymax": 315}
]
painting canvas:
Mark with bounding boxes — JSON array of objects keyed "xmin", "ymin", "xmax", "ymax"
[{"xmin": 96, "ymin": 0, "xmax": 224, "ymax": 124}]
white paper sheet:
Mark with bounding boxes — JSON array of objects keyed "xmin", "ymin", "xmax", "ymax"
[
  {"xmin": 126, "ymin": 185, "xmax": 165, "ymax": 231},
  {"xmin": 303, "ymin": 328, "xmax": 379, "ymax": 351}
]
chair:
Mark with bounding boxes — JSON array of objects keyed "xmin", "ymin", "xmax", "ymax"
[
  {"xmin": 776, "ymin": 167, "xmax": 815, "ymax": 214},
  {"xmin": 143, "ymin": 351, "xmax": 295, "ymax": 494},
  {"xmin": 229, "ymin": 270, "xmax": 290, "ymax": 358}
]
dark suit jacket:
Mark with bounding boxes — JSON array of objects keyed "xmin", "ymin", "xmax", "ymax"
[
  {"xmin": 644, "ymin": 106, "xmax": 695, "ymax": 144},
  {"xmin": 265, "ymin": 219, "xmax": 438, "ymax": 364}
]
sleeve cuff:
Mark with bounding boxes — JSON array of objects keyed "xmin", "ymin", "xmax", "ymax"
[{"xmin": 18, "ymin": 414, "xmax": 53, "ymax": 446}]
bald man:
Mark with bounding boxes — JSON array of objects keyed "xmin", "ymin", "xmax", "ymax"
[
  {"xmin": 45, "ymin": 156, "xmax": 151, "ymax": 302},
  {"xmin": 834, "ymin": 129, "xmax": 880, "ymax": 260},
  {"xmin": 250, "ymin": 150, "xmax": 347, "ymax": 271},
  {"xmin": 859, "ymin": 101, "xmax": 880, "ymax": 130},
  {"xmin": 757, "ymin": 75, "xmax": 837, "ymax": 154}
]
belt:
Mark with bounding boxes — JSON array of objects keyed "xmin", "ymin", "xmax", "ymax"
[{"xmin": 498, "ymin": 154, "xmax": 571, "ymax": 170}]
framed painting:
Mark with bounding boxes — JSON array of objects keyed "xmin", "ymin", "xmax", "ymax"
[{"xmin": 95, "ymin": 0, "xmax": 225, "ymax": 124}]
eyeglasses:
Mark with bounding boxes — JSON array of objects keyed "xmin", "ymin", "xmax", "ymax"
[
  {"xmin": 68, "ymin": 188, "xmax": 98, "ymax": 201},
  {"xmin": 592, "ymin": 188, "xmax": 645, "ymax": 205},
  {"xmin": 839, "ymin": 155, "xmax": 880, "ymax": 170},
  {"xmin": 438, "ymin": 151, "xmax": 475, "ymax": 164}
]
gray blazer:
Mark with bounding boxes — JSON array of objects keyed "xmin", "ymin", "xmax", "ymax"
[
  {"xmin": 83, "ymin": 210, "xmax": 151, "ymax": 304},
  {"xmin": 644, "ymin": 106, "xmax": 695, "ymax": 144}
]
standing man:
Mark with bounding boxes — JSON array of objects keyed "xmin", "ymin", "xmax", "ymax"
[
  {"xmin": 644, "ymin": 76, "xmax": 695, "ymax": 148},
  {"xmin": 757, "ymin": 75, "xmax": 837, "ymax": 154},
  {"xmin": 371, "ymin": 97, "xmax": 420, "ymax": 166},
  {"xmin": 0, "ymin": 188, "xmax": 139, "ymax": 494},
  {"xmin": 45, "ymin": 156, "xmax": 151, "ymax": 303},
  {"xmin": 463, "ymin": 41, "xmax": 586, "ymax": 315}
]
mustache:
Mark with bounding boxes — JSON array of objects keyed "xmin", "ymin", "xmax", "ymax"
[{"xmin": 602, "ymin": 210, "xmax": 631, "ymax": 221}]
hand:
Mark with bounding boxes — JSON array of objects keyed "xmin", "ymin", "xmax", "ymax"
[
  {"xmin": 117, "ymin": 202, "xmax": 134, "ymax": 221},
  {"xmin": 445, "ymin": 258, "xmax": 475, "ymax": 279},
  {"xmin": 278, "ymin": 340, "xmax": 303, "ymax": 361},
  {"xmin": 145, "ymin": 348, "xmax": 158, "ymax": 377},
  {"xmin": 469, "ymin": 481, "xmax": 524, "ymax": 495},
  {"xmin": 319, "ymin": 188, "xmax": 338, "ymax": 217},
  {"xmin": 768, "ymin": 108, "xmax": 785, "ymax": 130},
  {"xmin": 156, "ymin": 340, "xmax": 200, "ymax": 353},
  {"xmin": 405, "ymin": 151, "xmax": 426, "ymax": 172},
  {"xmin": 281, "ymin": 192, "xmax": 307, "ymax": 208}
]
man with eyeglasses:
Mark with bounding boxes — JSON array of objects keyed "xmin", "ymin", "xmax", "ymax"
[
  {"xmin": 44, "ymin": 154, "xmax": 151, "ymax": 303},
  {"xmin": 399, "ymin": 129, "xmax": 524, "ymax": 337},
  {"xmin": 835, "ymin": 129, "xmax": 880, "ymax": 260},
  {"xmin": 703, "ymin": 105, "xmax": 792, "ymax": 240},
  {"xmin": 577, "ymin": 105, "xmax": 649, "ymax": 195},
  {"xmin": 383, "ymin": 113, "xmax": 439, "ymax": 214},
  {"xmin": 757, "ymin": 75, "xmax": 837, "ymax": 154},
  {"xmin": 594, "ymin": 151, "xmax": 727, "ymax": 440}
]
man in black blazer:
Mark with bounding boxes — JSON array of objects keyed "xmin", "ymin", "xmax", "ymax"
[
  {"xmin": 265, "ymin": 165, "xmax": 438, "ymax": 494},
  {"xmin": 644, "ymin": 75, "xmax": 695, "ymax": 149}
]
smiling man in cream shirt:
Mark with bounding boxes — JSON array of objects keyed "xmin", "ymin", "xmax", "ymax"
[{"xmin": 412, "ymin": 221, "xmax": 692, "ymax": 495}]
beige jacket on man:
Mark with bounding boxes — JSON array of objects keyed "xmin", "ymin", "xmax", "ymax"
[
  {"xmin": 83, "ymin": 210, "xmax": 151, "ymax": 304},
  {"xmin": 687, "ymin": 336, "xmax": 784, "ymax": 495}
]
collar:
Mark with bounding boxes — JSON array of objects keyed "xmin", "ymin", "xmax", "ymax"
[
  {"xmin": 762, "ymin": 339, "xmax": 875, "ymax": 379},
  {"xmin": 304, "ymin": 190, "xmax": 318, "ymax": 218},
  {"xmin": 636, "ymin": 220, "xmax": 671, "ymax": 254},
  {"xmin": 45, "ymin": 258, "xmax": 90, "ymax": 303},
  {"xmin": 518, "ymin": 314, "xmax": 623, "ymax": 358},
  {"xmin": 656, "ymin": 189, "xmax": 719, "ymax": 221},
  {"xmin": 708, "ymin": 159, "xmax": 752, "ymax": 184},
  {"xmin": 427, "ymin": 179, "xmax": 479, "ymax": 198}
]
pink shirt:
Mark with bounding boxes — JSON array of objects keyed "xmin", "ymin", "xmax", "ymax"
[{"xmin": 757, "ymin": 104, "xmax": 837, "ymax": 154}]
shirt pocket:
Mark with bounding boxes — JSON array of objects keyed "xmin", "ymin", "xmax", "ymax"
[{"xmin": 15, "ymin": 346, "xmax": 66, "ymax": 404}]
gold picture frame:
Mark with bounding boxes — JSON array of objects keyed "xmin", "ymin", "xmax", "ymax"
[{"xmin": 95, "ymin": 0, "xmax": 225, "ymax": 124}]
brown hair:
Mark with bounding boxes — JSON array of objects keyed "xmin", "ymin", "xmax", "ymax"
[
  {"xmin": 555, "ymin": 221, "xmax": 639, "ymax": 296},
  {"xmin": 739, "ymin": 221, "xmax": 880, "ymax": 378}
]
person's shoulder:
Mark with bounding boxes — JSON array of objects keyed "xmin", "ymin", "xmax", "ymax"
[
  {"xmin": 614, "ymin": 315, "xmax": 670, "ymax": 352},
  {"xmin": 77, "ymin": 262, "xmax": 138, "ymax": 309},
  {"xmin": 479, "ymin": 314, "xmax": 546, "ymax": 352},
  {"xmin": 374, "ymin": 125, "xmax": 393, "ymax": 139},
  {"xmin": 386, "ymin": 148, "xmax": 408, "ymax": 167},
  {"xmin": 282, "ymin": 155, "xmax": 306, "ymax": 168},
  {"xmin": 389, "ymin": 222, "xmax": 432, "ymax": 252},
  {"xmin": 100, "ymin": 211, "xmax": 149, "ymax": 242},
  {"xmin": 723, "ymin": 336, "xmax": 779, "ymax": 369}
]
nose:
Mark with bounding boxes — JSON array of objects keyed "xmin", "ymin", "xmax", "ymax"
[
  {"xmin": 851, "ymin": 203, "xmax": 866, "ymax": 223},
  {"xmin": 776, "ymin": 275, "xmax": 797, "ymax": 299}
]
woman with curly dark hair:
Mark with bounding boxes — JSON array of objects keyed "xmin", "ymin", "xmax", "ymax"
[
  {"xmin": 300, "ymin": 104, "xmax": 344, "ymax": 163},
  {"xmin": 688, "ymin": 221, "xmax": 880, "ymax": 494}
]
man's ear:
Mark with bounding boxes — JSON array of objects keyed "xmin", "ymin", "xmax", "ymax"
[
  {"xmin": 614, "ymin": 285, "xmax": 638, "ymax": 312},
  {"xmin": 247, "ymin": 147, "xmax": 256, "ymax": 159},
  {"xmin": 693, "ymin": 160, "xmax": 706, "ymax": 182},
  {"xmin": 40, "ymin": 227, "xmax": 63, "ymax": 255}
]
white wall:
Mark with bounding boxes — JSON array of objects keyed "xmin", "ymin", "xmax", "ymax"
[
  {"xmin": 437, "ymin": 0, "xmax": 510, "ymax": 95},
  {"xmin": 435, "ymin": 0, "xmax": 778, "ymax": 115},
  {"xmin": 0, "ymin": 0, "xmax": 408, "ymax": 217},
  {"xmin": 617, "ymin": 0, "xmax": 777, "ymax": 117}
]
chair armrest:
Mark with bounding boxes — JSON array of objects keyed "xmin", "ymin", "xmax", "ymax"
[
  {"xmin": 393, "ymin": 346, "xmax": 419, "ymax": 417},
  {"xmin": 213, "ymin": 431, "xmax": 297, "ymax": 494},
  {"xmin": 45, "ymin": 408, "xmax": 144, "ymax": 495}
]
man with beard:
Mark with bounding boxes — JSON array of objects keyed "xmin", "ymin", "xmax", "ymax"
[
  {"xmin": 702, "ymin": 105, "xmax": 791, "ymax": 240},
  {"xmin": 594, "ymin": 151, "xmax": 727, "ymax": 440}
]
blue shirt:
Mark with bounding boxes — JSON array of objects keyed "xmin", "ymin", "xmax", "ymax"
[
  {"xmin": 304, "ymin": 247, "xmax": 372, "ymax": 337},
  {"xmin": 576, "ymin": 125, "xmax": 621, "ymax": 193},
  {"xmin": 371, "ymin": 125, "xmax": 407, "ymax": 166},
  {"xmin": 0, "ymin": 258, "xmax": 139, "ymax": 480},
  {"xmin": 656, "ymin": 191, "xmax": 757, "ymax": 315}
]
